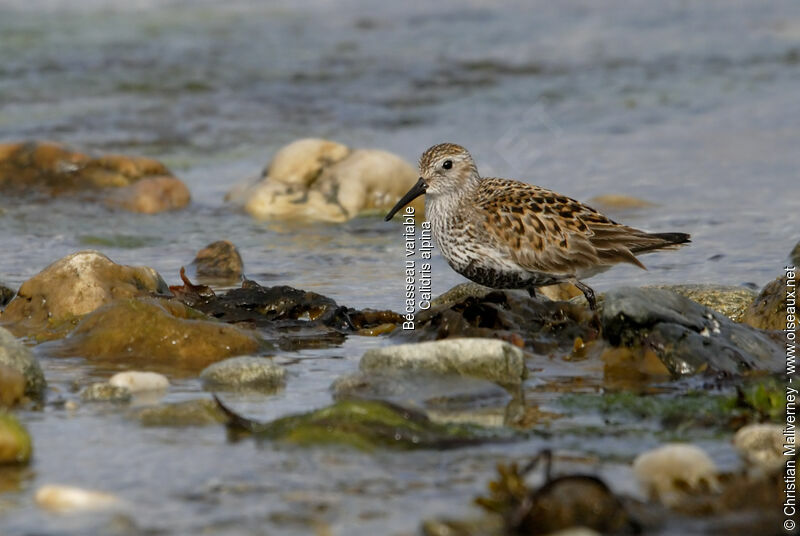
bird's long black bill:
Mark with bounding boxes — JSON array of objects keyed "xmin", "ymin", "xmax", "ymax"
[{"xmin": 384, "ymin": 177, "xmax": 427, "ymax": 221}]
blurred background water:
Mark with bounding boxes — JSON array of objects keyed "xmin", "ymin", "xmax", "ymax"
[{"xmin": 0, "ymin": 1, "xmax": 798, "ymax": 534}]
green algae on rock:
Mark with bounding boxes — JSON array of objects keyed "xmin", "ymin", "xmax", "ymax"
[
  {"xmin": 0, "ymin": 412, "xmax": 32, "ymax": 465},
  {"xmin": 0, "ymin": 250, "xmax": 170, "ymax": 340},
  {"xmin": 216, "ymin": 397, "xmax": 498, "ymax": 451},
  {"xmin": 54, "ymin": 297, "xmax": 261, "ymax": 370},
  {"xmin": 0, "ymin": 327, "xmax": 46, "ymax": 398},
  {"xmin": 79, "ymin": 382, "xmax": 132, "ymax": 403}
]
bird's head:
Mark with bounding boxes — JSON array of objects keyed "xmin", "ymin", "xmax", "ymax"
[{"xmin": 385, "ymin": 143, "xmax": 478, "ymax": 221}]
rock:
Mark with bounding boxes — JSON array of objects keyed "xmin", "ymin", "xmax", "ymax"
[
  {"xmin": 219, "ymin": 398, "xmax": 493, "ymax": 450},
  {"xmin": 105, "ymin": 176, "xmax": 190, "ymax": 214},
  {"xmin": 200, "ymin": 356, "xmax": 286, "ymax": 392},
  {"xmin": 741, "ymin": 274, "xmax": 791, "ymax": 330},
  {"xmin": 0, "ymin": 283, "xmax": 14, "ymax": 307},
  {"xmin": 109, "ymin": 371, "xmax": 169, "ymax": 393},
  {"xmin": 54, "ymin": 298, "xmax": 261, "ymax": 371},
  {"xmin": 191, "ymin": 240, "xmax": 244, "ymax": 283},
  {"xmin": 792, "ymin": 242, "xmax": 800, "ymax": 268},
  {"xmin": 0, "ymin": 250, "xmax": 170, "ymax": 339},
  {"xmin": 0, "ymin": 412, "xmax": 32, "ymax": 464},
  {"xmin": 170, "ymin": 275, "xmax": 401, "ymax": 351},
  {"xmin": 35, "ymin": 484, "xmax": 119, "ymax": 512},
  {"xmin": 649, "ymin": 284, "xmax": 757, "ymax": 323},
  {"xmin": 633, "ymin": 443, "xmax": 719, "ymax": 506},
  {"xmin": 0, "ymin": 364, "xmax": 26, "ymax": 407},
  {"xmin": 537, "ymin": 282, "xmax": 582, "ymax": 302},
  {"xmin": 359, "ymin": 339, "xmax": 527, "ymax": 385},
  {"xmin": 79, "ymin": 382, "xmax": 132, "ymax": 403},
  {"xmin": 399, "ymin": 288, "xmax": 594, "ymax": 355},
  {"xmin": 0, "ymin": 141, "xmax": 187, "ymax": 213},
  {"xmin": 231, "ymin": 138, "xmax": 422, "ymax": 222},
  {"xmin": 429, "ymin": 282, "xmax": 493, "ymax": 308},
  {"xmin": 0, "ymin": 327, "xmax": 46, "ymax": 397},
  {"xmin": 586, "ymin": 194, "xmax": 655, "ymax": 211},
  {"xmin": 601, "ymin": 287, "xmax": 784, "ymax": 376},
  {"xmin": 135, "ymin": 399, "xmax": 227, "ymax": 427},
  {"xmin": 733, "ymin": 423, "xmax": 788, "ymax": 474}
]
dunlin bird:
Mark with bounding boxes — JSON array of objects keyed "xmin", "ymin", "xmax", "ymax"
[{"xmin": 385, "ymin": 143, "xmax": 690, "ymax": 310}]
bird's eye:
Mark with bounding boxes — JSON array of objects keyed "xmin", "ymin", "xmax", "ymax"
[{"xmin": 442, "ymin": 160, "xmax": 453, "ymax": 170}]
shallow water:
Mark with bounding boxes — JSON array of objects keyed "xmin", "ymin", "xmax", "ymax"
[{"xmin": 0, "ymin": 1, "xmax": 798, "ymax": 534}]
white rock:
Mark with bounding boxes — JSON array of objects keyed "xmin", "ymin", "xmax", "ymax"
[
  {"xmin": 633, "ymin": 443, "xmax": 719, "ymax": 506},
  {"xmin": 266, "ymin": 138, "xmax": 350, "ymax": 186},
  {"xmin": 35, "ymin": 485, "xmax": 120, "ymax": 512},
  {"xmin": 359, "ymin": 338, "xmax": 528, "ymax": 385},
  {"xmin": 734, "ymin": 423, "xmax": 789, "ymax": 474},
  {"xmin": 109, "ymin": 371, "xmax": 169, "ymax": 393},
  {"xmin": 232, "ymin": 139, "xmax": 421, "ymax": 222}
]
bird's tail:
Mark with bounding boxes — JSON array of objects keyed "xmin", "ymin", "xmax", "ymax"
[{"xmin": 631, "ymin": 232, "xmax": 691, "ymax": 253}]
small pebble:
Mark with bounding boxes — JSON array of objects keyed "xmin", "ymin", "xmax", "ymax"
[
  {"xmin": 79, "ymin": 383, "xmax": 131, "ymax": 403},
  {"xmin": 35, "ymin": 484, "xmax": 119, "ymax": 512}
]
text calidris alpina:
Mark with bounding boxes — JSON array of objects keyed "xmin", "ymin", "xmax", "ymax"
[{"xmin": 385, "ymin": 143, "xmax": 690, "ymax": 310}]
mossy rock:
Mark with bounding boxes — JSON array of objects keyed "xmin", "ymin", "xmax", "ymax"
[
  {"xmin": 0, "ymin": 412, "xmax": 32, "ymax": 465},
  {"xmin": 226, "ymin": 399, "xmax": 499, "ymax": 451},
  {"xmin": 136, "ymin": 399, "xmax": 227, "ymax": 427}
]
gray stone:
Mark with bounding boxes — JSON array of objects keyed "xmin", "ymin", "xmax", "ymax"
[
  {"xmin": 0, "ymin": 327, "xmax": 46, "ymax": 397},
  {"xmin": 79, "ymin": 382, "xmax": 132, "ymax": 403},
  {"xmin": 359, "ymin": 338, "xmax": 527, "ymax": 385},
  {"xmin": 200, "ymin": 356, "xmax": 286, "ymax": 392},
  {"xmin": 791, "ymin": 241, "xmax": 800, "ymax": 268},
  {"xmin": 602, "ymin": 287, "xmax": 784, "ymax": 376}
]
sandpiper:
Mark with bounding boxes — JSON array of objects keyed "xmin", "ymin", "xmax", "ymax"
[{"xmin": 385, "ymin": 143, "xmax": 690, "ymax": 310}]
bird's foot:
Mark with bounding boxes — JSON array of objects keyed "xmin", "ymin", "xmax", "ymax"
[{"xmin": 574, "ymin": 281, "xmax": 596, "ymax": 311}]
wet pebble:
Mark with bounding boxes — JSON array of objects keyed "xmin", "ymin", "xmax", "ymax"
[
  {"xmin": 35, "ymin": 484, "xmax": 119, "ymax": 512},
  {"xmin": 105, "ymin": 176, "xmax": 190, "ymax": 214},
  {"xmin": 648, "ymin": 284, "xmax": 757, "ymax": 323},
  {"xmin": 633, "ymin": 443, "xmax": 719, "ymax": 506},
  {"xmin": 200, "ymin": 356, "xmax": 286, "ymax": 392},
  {"xmin": 109, "ymin": 371, "xmax": 169, "ymax": 393},
  {"xmin": 360, "ymin": 338, "xmax": 528, "ymax": 385},
  {"xmin": 191, "ymin": 240, "xmax": 244, "ymax": 283}
]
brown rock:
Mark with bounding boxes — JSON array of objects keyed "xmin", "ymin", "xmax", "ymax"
[
  {"xmin": 0, "ymin": 250, "xmax": 170, "ymax": 339},
  {"xmin": 191, "ymin": 240, "xmax": 244, "ymax": 282},
  {"xmin": 54, "ymin": 297, "xmax": 260, "ymax": 370},
  {"xmin": 0, "ymin": 141, "xmax": 172, "ymax": 193},
  {"xmin": 105, "ymin": 176, "xmax": 190, "ymax": 214}
]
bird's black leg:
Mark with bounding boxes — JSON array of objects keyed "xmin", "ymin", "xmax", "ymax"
[
  {"xmin": 574, "ymin": 281, "xmax": 596, "ymax": 310},
  {"xmin": 527, "ymin": 286, "xmax": 537, "ymax": 299}
]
